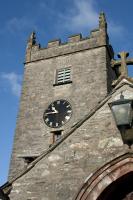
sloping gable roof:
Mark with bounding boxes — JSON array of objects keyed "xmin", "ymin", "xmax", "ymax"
[
  {"xmin": 1, "ymin": 77, "xmax": 133, "ymax": 194},
  {"xmin": 113, "ymin": 76, "xmax": 133, "ymax": 89}
]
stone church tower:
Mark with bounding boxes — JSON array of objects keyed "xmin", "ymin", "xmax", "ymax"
[{"xmin": 1, "ymin": 13, "xmax": 133, "ymax": 200}]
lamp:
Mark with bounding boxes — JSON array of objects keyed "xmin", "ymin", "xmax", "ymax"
[{"xmin": 109, "ymin": 93, "xmax": 133, "ymax": 147}]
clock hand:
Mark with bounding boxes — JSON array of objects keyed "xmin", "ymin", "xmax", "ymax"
[
  {"xmin": 52, "ymin": 106, "xmax": 57, "ymax": 111},
  {"xmin": 46, "ymin": 110, "xmax": 58, "ymax": 115},
  {"xmin": 51, "ymin": 106, "xmax": 59, "ymax": 113}
]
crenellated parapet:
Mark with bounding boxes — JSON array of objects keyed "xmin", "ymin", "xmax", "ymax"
[{"xmin": 25, "ymin": 12, "xmax": 113, "ymax": 63}]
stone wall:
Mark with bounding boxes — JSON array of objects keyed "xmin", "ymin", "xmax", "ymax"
[
  {"xmin": 8, "ymin": 12, "xmax": 119, "ymax": 200},
  {"xmin": 9, "ymin": 86, "xmax": 133, "ymax": 200},
  {"xmin": 9, "ymin": 42, "xmax": 114, "ymax": 180}
]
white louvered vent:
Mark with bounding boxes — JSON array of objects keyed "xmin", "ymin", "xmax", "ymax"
[{"xmin": 56, "ymin": 67, "xmax": 71, "ymax": 84}]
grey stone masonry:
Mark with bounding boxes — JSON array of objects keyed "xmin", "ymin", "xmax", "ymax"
[
  {"xmin": 8, "ymin": 84, "xmax": 133, "ymax": 200},
  {"xmin": 8, "ymin": 12, "xmax": 118, "ymax": 200}
]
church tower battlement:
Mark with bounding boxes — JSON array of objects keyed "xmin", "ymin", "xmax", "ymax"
[{"xmin": 25, "ymin": 12, "xmax": 113, "ymax": 63}]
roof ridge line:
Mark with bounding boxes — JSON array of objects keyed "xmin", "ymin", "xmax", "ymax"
[{"xmin": 1, "ymin": 83, "xmax": 127, "ymax": 192}]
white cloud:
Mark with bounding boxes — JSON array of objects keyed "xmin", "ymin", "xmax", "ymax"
[
  {"xmin": 57, "ymin": 0, "xmax": 125, "ymax": 37},
  {"xmin": 60, "ymin": 0, "xmax": 99, "ymax": 31},
  {"xmin": 2, "ymin": 72, "xmax": 22, "ymax": 97},
  {"xmin": 0, "ymin": 0, "xmax": 125, "ymax": 44}
]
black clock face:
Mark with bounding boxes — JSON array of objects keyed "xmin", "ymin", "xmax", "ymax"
[{"xmin": 43, "ymin": 100, "xmax": 72, "ymax": 128}]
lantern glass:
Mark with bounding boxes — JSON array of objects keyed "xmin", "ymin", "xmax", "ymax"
[{"xmin": 111, "ymin": 101, "xmax": 132, "ymax": 127}]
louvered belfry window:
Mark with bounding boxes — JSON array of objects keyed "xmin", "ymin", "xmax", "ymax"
[{"xmin": 56, "ymin": 67, "xmax": 71, "ymax": 84}]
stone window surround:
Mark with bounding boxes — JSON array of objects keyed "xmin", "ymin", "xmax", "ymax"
[{"xmin": 53, "ymin": 66, "xmax": 72, "ymax": 86}]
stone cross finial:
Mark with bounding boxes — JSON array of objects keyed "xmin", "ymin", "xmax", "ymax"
[{"xmin": 111, "ymin": 51, "xmax": 133, "ymax": 77}]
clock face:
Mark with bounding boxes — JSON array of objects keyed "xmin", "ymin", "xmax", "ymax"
[{"xmin": 43, "ymin": 100, "xmax": 72, "ymax": 128}]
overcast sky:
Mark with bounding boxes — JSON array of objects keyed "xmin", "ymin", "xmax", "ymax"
[{"xmin": 0, "ymin": 0, "xmax": 133, "ymax": 186}]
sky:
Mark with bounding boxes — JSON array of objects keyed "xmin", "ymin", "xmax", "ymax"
[{"xmin": 0, "ymin": 0, "xmax": 133, "ymax": 186}]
